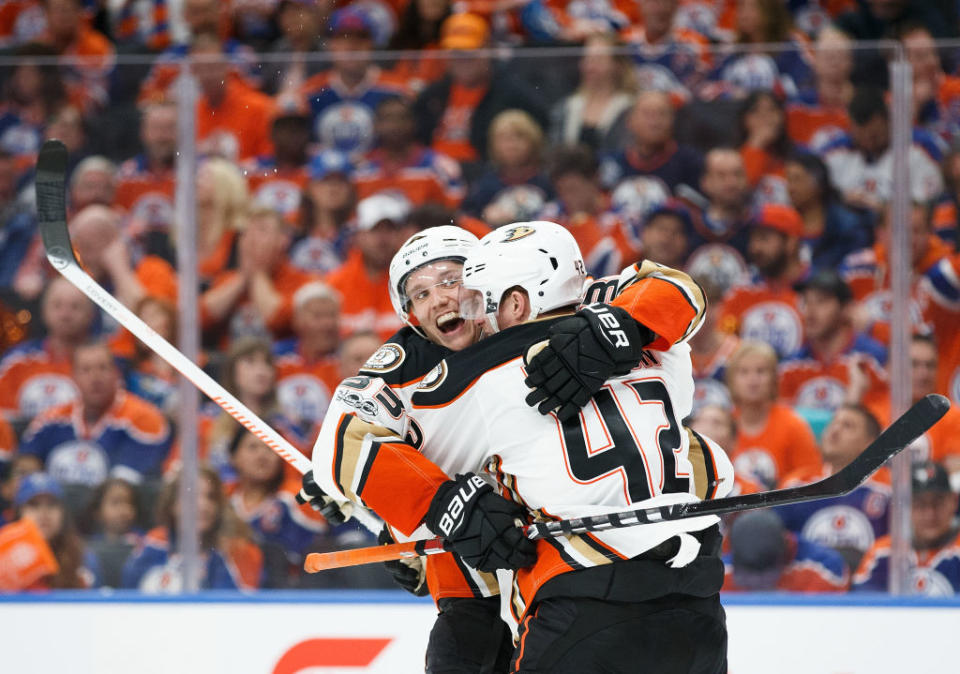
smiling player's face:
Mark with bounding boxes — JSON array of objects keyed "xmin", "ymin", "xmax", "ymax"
[{"xmin": 406, "ymin": 261, "xmax": 482, "ymax": 351}]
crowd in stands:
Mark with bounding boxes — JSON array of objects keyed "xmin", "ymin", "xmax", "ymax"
[{"xmin": 3, "ymin": 0, "xmax": 960, "ymax": 595}]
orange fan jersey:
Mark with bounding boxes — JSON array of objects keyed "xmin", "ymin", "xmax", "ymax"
[
  {"xmin": 273, "ymin": 339, "xmax": 342, "ymax": 432},
  {"xmin": 731, "ymin": 403, "xmax": 822, "ymax": 489},
  {"xmin": 719, "ymin": 279, "xmax": 804, "ymax": 358},
  {"xmin": 0, "ymin": 338, "xmax": 78, "ymax": 420},
  {"xmin": 324, "ymin": 250, "xmax": 405, "ymax": 342},
  {"xmin": 196, "ymin": 79, "xmax": 275, "ymax": 162},
  {"xmin": 113, "ymin": 156, "xmax": 176, "ymax": 233},
  {"xmin": 779, "ymin": 333, "xmax": 888, "ymax": 412},
  {"xmin": 0, "ymin": 416, "xmax": 15, "ymax": 464},
  {"xmin": 867, "ymin": 397, "xmax": 960, "ymax": 467},
  {"xmin": 786, "ymin": 99, "xmax": 849, "ymax": 150},
  {"xmin": 917, "ymin": 252, "xmax": 960, "ymax": 405},
  {"xmin": 354, "ymin": 146, "xmax": 465, "ymax": 210},
  {"xmin": 430, "ymin": 83, "xmax": 487, "ymax": 163},
  {"xmin": 242, "ymin": 158, "xmax": 309, "ymax": 225}
]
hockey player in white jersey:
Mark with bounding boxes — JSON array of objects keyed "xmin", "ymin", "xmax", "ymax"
[{"xmin": 309, "ymin": 222, "xmax": 732, "ymax": 673}]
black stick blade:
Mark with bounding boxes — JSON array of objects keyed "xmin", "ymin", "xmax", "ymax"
[{"xmin": 35, "ymin": 139, "xmax": 77, "ymax": 270}]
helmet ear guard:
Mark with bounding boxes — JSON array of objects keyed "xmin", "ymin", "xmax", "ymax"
[{"xmin": 460, "ymin": 221, "xmax": 587, "ymax": 333}]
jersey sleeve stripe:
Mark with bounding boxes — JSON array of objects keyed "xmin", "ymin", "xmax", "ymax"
[{"xmin": 687, "ymin": 428, "xmax": 719, "ymax": 500}]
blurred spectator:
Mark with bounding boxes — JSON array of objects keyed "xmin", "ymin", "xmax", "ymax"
[
  {"xmin": 267, "ymin": 0, "xmax": 330, "ymax": 99},
  {"xmin": 389, "ymin": 0, "xmax": 453, "ymax": 92},
  {"xmin": 124, "ymin": 296, "xmax": 179, "ymax": 416},
  {"xmin": 0, "ymin": 277, "xmax": 93, "ymax": 420},
  {"xmin": 0, "ymin": 0, "xmax": 47, "ymax": 47},
  {"xmin": 538, "ymin": 145, "xmax": 636, "ymax": 277},
  {"xmin": 719, "ymin": 204, "xmax": 806, "ymax": 358},
  {"xmin": 68, "ymin": 205, "xmax": 177, "ymax": 313},
  {"xmin": 689, "ymin": 403, "xmax": 765, "ymax": 497},
  {"xmin": 81, "ymin": 476, "xmax": 141, "ymax": 587},
  {"xmin": 299, "ymin": 7, "xmax": 409, "ymax": 157},
  {"xmin": 835, "ymin": 0, "xmax": 953, "ymax": 41},
  {"xmin": 230, "ymin": 0, "xmax": 280, "ymax": 49},
  {"xmin": 722, "ymin": 510, "xmax": 850, "ymax": 592},
  {"xmin": 842, "ymin": 203, "xmax": 947, "ymax": 345},
  {"xmin": 776, "ymin": 403, "xmax": 889, "ymax": 569},
  {"xmin": 920, "ymin": 246, "xmax": 960, "ymax": 408},
  {"xmin": 600, "ymin": 91, "xmax": 702, "ymax": 197},
  {"xmin": 0, "ymin": 415, "xmax": 15, "ymax": 467},
  {"xmin": 863, "ymin": 335, "xmax": 960, "ymax": 478},
  {"xmin": 105, "ymin": 0, "xmax": 172, "ymax": 51},
  {"xmin": 290, "ymin": 150, "xmax": 355, "ymax": 274},
  {"xmin": 69, "ymin": 156, "xmax": 117, "ymax": 213},
  {"xmin": 0, "ymin": 150, "xmax": 37, "ymax": 289},
  {"xmin": 138, "ymin": 2, "xmax": 260, "ymax": 104},
  {"xmin": 201, "ymin": 337, "xmax": 304, "ymax": 481},
  {"xmin": 854, "ymin": 461, "xmax": 960, "ymax": 595},
  {"xmin": 726, "ymin": 340, "xmax": 821, "ymax": 488},
  {"xmin": 114, "ymin": 102, "xmax": 177, "ymax": 257},
  {"xmin": 201, "ymin": 207, "xmax": 317, "ymax": 344},
  {"xmin": 622, "ymin": 0, "xmax": 710, "ymax": 100},
  {"xmin": 37, "ymin": 0, "xmax": 115, "ymax": 112},
  {"xmin": 337, "ymin": 330, "xmax": 383, "ymax": 379},
  {"xmin": 549, "ymin": 34, "xmax": 635, "ymax": 155},
  {"xmin": 18, "ymin": 340, "xmax": 174, "ymax": 487},
  {"xmin": 779, "ymin": 269, "xmax": 887, "ymax": 412},
  {"xmin": 0, "ymin": 43, "xmax": 67, "ymax": 166},
  {"xmin": 738, "ymin": 90, "xmax": 792, "ymax": 204},
  {"xmin": 195, "ymin": 157, "xmax": 249, "ymax": 288},
  {"xmin": 690, "ymin": 280, "xmax": 738, "ymax": 411},
  {"xmin": 786, "ymin": 25, "xmax": 852, "ymax": 152},
  {"xmin": 636, "ymin": 201, "xmax": 691, "ymax": 269},
  {"xmin": 192, "ymin": 32, "xmax": 275, "ymax": 163},
  {"xmin": 414, "ymin": 13, "xmax": 548, "ymax": 167},
  {"xmin": 683, "ymin": 148, "xmax": 751, "ymax": 292},
  {"xmin": 274, "ymin": 282, "xmax": 342, "ymax": 435},
  {"xmin": 42, "ymin": 103, "xmax": 89, "ymax": 162},
  {"xmin": 243, "ymin": 111, "xmax": 312, "ymax": 225},
  {"xmin": 932, "ymin": 142, "xmax": 960, "ymax": 247},
  {"xmin": 520, "ymin": 0, "xmax": 639, "ymax": 43},
  {"xmin": 325, "ymin": 193, "xmax": 408, "ymax": 340},
  {"xmin": 900, "ymin": 24, "xmax": 960, "ymax": 143},
  {"xmin": 0, "ymin": 453, "xmax": 40, "ymax": 525},
  {"xmin": 784, "ymin": 151, "xmax": 872, "ymax": 272},
  {"xmin": 462, "ymin": 109, "xmax": 552, "ymax": 227},
  {"xmin": 122, "ymin": 466, "xmax": 262, "ymax": 591},
  {"xmin": 354, "ymin": 96, "xmax": 465, "ymax": 209},
  {"xmin": 227, "ymin": 427, "xmax": 324, "ymax": 567},
  {"xmin": 708, "ymin": 0, "xmax": 813, "ymax": 99},
  {"xmin": 10, "ymin": 472, "xmax": 100, "ymax": 588},
  {"xmin": 821, "ymin": 86, "xmax": 943, "ymax": 211}
]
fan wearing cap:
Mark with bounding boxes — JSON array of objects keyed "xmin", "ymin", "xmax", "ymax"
[
  {"xmin": 722, "ymin": 510, "xmax": 850, "ymax": 592},
  {"xmin": 7, "ymin": 473, "xmax": 100, "ymax": 589},
  {"xmin": 324, "ymin": 192, "xmax": 411, "ymax": 341},
  {"xmin": 299, "ymin": 7, "xmax": 410, "ymax": 157},
  {"xmin": 413, "ymin": 13, "xmax": 548, "ymax": 166},
  {"xmin": 719, "ymin": 203, "xmax": 807, "ymax": 359},
  {"xmin": 274, "ymin": 282, "xmax": 343, "ymax": 436},
  {"xmin": 201, "ymin": 207, "xmax": 320, "ymax": 344},
  {"xmin": 854, "ymin": 461, "xmax": 960, "ymax": 595},
  {"xmin": 243, "ymin": 111, "xmax": 314, "ymax": 225},
  {"xmin": 354, "ymin": 96, "xmax": 466, "ymax": 210},
  {"xmin": 779, "ymin": 269, "xmax": 888, "ymax": 412},
  {"xmin": 290, "ymin": 150, "xmax": 357, "ymax": 274}
]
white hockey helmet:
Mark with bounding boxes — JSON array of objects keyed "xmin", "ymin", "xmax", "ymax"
[
  {"xmin": 459, "ymin": 221, "xmax": 586, "ymax": 332},
  {"xmin": 388, "ymin": 225, "xmax": 480, "ymax": 328}
]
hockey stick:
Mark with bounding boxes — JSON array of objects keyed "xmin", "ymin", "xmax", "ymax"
[
  {"xmin": 304, "ymin": 393, "xmax": 950, "ymax": 571},
  {"xmin": 34, "ymin": 140, "xmax": 382, "ymax": 533}
]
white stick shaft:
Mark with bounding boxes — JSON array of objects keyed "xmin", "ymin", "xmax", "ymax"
[{"xmin": 52, "ymin": 262, "xmax": 382, "ymax": 532}]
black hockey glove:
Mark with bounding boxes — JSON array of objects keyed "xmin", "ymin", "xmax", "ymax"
[
  {"xmin": 296, "ymin": 469, "xmax": 353, "ymax": 525},
  {"xmin": 378, "ymin": 526, "xmax": 429, "ymax": 596},
  {"xmin": 524, "ymin": 304, "xmax": 655, "ymax": 422},
  {"xmin": 424, "ymin": 473, "xmax": 537, "ymax": 573}
]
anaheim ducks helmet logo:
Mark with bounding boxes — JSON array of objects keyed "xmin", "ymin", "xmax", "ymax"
[{"xmin": 501, "ymin": 225, "xmax": 536, "ymax": 242}]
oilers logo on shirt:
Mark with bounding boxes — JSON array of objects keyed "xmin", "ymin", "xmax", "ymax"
[
  {"xmin": 253, "ymin": 180, "xmax": 302, "ymax": 218},
  {"xmin": 17, "ymin": 375, "xmax": 78, "ymax": 418},
  {"xmin": 801, "ymin": 505, "xmax": 876, "ymax": 553},
  {"xmin": 739, "ymin": 301, "xmax": 802, "ymax": 358},
  {"xmin": 47, "ymin": 440, "xmax": 111, "ymax": 487},
  {"xmin": 733, "ymin": 448, "xmax": 778, "ymax": 489},
  {"xmin": 911, "ymin": 567, "xmax": 956, "ymax": 597},
  {"xmin": 794, "ymin": 376, "xmax": 847, "ymax": 411},
  {"xmin": 277, "ymin": 375, "xmax": 332, "ymax": 427},
  {"xmin": 316, "ymin": 102, "xmax": 375, "ymax": 156},
  {"xmin": 129, "ymin": 192, "xmax": 175, "ymax": 229}
]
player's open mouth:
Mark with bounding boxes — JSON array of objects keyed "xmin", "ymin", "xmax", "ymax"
[{"xmin": 437, "ymin": 311, "xmax": 464, "ymax": 334}]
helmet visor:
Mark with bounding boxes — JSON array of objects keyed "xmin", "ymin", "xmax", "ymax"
[
  {"xmin": 458, "ymin": 284, "xmax": 494, "ymax": 320},
  {"xmin": 400, "ymin": 260, "xmax": 464, "ymax": 312}
]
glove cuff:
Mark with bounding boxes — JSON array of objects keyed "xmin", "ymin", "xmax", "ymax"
[
  {"xmin": 584, "ymin": 304, "xmax": 654, "ymax": 367},
  {"xmin": 425, "ymin": 473, "xmax": 492, "ymax": 538}
]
